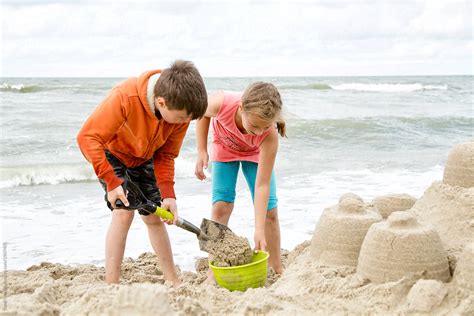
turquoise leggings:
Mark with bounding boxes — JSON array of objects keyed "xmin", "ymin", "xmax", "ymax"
[{"xmin": 212, "ymin": 161, "xmax": 278, "ymax": 211}]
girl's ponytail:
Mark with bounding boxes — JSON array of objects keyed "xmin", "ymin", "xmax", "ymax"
[{"xmin": 276, "ymin": 120, "xmax": 286, "ymax": 137}]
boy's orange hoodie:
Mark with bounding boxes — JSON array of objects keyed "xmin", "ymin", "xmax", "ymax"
[{"xmin": 77, "ymin": 70, "xmax": 189, "ymax": 199}]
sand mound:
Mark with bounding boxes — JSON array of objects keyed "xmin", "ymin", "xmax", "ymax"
[
  {"xmin": 311, "ymin": 194, "xmax": 382, "ymax": 267},
  {"xmin": 357, "ymin": 212, "xmax": 450, "ymax": 283},
  {"xmin": 443, "ymin": 141, "xmax": 474, "ymax": 188},
  {"xmin": 370, "ymin": 193, "xmax": 417, "ymax": 218},
  {"xmin": 339, "ymin": 192, "xmax": 364, "ymax": 203},
  {"xmin": 406, "ymin": 279, "xmax": 448, "ymax": 312},
  {"xmin": 453, "ymin": 243, "xmax": 474, "ymax": 292},
  {"xmin": 409, "ymin": 181, "xmax": 474, "ymax": 251}
]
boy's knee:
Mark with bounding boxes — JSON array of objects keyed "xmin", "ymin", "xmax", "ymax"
[
  {"xmin": 141, "ymin": 214, "xmax": 164, "ymax": 227},
  {"xmin": 112, "ymin": 209, "xmax": 134, "ymax": 226}
]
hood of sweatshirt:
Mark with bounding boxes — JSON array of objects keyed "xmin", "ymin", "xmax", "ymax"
[{"xmin": 136, "ymin": 69, "xmax": 162, "ymax": 118}]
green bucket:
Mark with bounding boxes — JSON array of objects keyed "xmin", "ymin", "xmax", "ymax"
[{"xmin": 209, "ymin": 251, "xmax": 269, "ymax": 292}]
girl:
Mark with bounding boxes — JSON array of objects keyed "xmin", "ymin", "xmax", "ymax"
[{"xmin": 195, "ymin": 82, "xmax": 285, "ymax": 274}]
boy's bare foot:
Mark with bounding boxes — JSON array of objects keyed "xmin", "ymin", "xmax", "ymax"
[{"xmin": 164, "ymin": 278, "xmax": 181, "ymax": 288}]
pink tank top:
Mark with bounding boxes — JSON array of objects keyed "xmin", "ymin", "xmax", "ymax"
[{"xmin": 211, "ymin": 91, "xmax": 271, "ymax": 163}]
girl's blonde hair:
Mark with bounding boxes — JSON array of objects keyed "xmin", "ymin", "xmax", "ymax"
[{"xmin": 241, "ymin": 82, "xmax": 286, "ymax": 137}]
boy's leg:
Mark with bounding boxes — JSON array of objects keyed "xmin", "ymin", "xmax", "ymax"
[
  {"xmin": 128, "ymin": 159, "xmax": 179, "ymax": 285},
  {"xmin": 141, "ymin": 214, "xmax": 179, "ymax": 285},
  {"xmin": 241, "ymin": 161, "xmax": 283, "ymax": 273},
  {"xmin": 105, "ymin": 208, "xmax": 134, "ymax": 283},
  {"xmin": 101, "ymin": 151, "xmax": 134, "ymax": 284}
]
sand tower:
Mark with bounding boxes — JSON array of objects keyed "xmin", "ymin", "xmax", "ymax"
[
  {"xmin": 409, "ymin": 141, "xmax": 474, "ymax": 250},
  {"xmin": 370, "ymin": 194, "xmax": 417, "ymax": 218},
  {"xmin": 310, "ymin": 194, "xmax": 382, "ymax": 267},
  {"xmin": 453, "ymin": 243, "xmax": 474, "ymax": 291},
  {"xmin": 357, "ymin": 212, "xmax": 450, "ymax": 283},
  {"xmin": 443, "ymin": 141, "xmax": 474, "ymax": 188}
]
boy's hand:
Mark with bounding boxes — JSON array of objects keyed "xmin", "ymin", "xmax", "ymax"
[
  {"xmin": 108, "ymin": 185, "xmax": 129, "ymax": 209},
  {"xmin": 254, "ymin": 228, "xmax": 267, "ymax": 252},
  {"xmin": 161, "ymin": 198, "xmax": 178, "ymax": 225},
  {"xmin": 195, "ymin": 151, "xmax": 209, "ymax": 180}
]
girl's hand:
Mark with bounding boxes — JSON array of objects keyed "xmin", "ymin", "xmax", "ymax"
[
  {"xmin": 254, "ymin": 228, "xmax": 267, "ymax": 251},
  {"xmin": 108, "ymin": 184, "xmax": 129, "ymax": 209},
  {"xmin": 195, "ymin": 151, "xmax": 209, "ymax": 180},
  {"xmin": 161, "ymin": 198, "xmax": 178, "ymax": 225}
]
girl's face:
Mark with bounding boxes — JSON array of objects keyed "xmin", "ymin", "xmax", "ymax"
[{"xmin": 241, "ymin": 111, "xmax": 273, "ymax": 136}]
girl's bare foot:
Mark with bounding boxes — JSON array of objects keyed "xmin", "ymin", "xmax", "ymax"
[{"xmin": 203, "ymin": 269, "xmax": 216, "ymax": 285}]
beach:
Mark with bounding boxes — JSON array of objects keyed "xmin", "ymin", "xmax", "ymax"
[
  {"xmin": 1, "ymin": 76, "xmax": 473, "ymax": 314},
  {"xmin": 3, "ymin": 142, "xmax": 474, "ymax": 314}
]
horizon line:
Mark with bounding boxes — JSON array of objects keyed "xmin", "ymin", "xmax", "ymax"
[{"xmin": 1, "ymin": 73, "xmax": 472, "ymax": 79}]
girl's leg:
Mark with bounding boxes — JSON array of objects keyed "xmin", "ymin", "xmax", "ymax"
[
  {"xmin": 105, "ymin": 208, "xmax": 134, "ymax": 283},
  {"xmin": 211, "ymin": 161, "xmax": 240, "ymax": 225},
  {"xmin": 141, "ymin": 214, "xmax": 179, "ymax": 286},
  {"xmin": 206, "ymin": 161, "xmax": 240, "ymax": 283},
  {"xmin": 211, "ymin": 201, "xmax": 234, "ymax": 225},
  {"xmin": 241, "ymin": 161, "xmax": 282, "ymax": 273},
  {"xmin": 266, "ymin": 208, "xmax": 283, "ymax": 273}
]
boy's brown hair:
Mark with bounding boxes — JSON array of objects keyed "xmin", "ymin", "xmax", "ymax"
[
  {"xmin": 154, "ymin": 60, "xmax": 207, "ymax": 120},
  {"xmin": 242, "ymin": 81, "xmax": 286, "ymax": 137}
]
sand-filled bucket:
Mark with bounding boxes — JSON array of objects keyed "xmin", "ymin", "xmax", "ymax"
[
  {"xmin": 310, "ymin": 194, "xmax": 382, "ymax": 267},
  {"xmin": 357, "ymin": 212, "xmax": 450, "ymax": 283},
  {"xmin": 209, "ymin": 251, "xmax": 269, "ymax": 292}
]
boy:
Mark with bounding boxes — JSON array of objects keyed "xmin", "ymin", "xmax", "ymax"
[{"xmin": 77, "ymin": 60, "xmax": 207, "ymax": 284}]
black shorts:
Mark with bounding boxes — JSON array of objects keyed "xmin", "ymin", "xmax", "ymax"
[{"xmin": 99, "ymin": 150, "xmax": 161, "ymax": 214}]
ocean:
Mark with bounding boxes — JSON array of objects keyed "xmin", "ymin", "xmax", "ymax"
[{"xmin": 1, "ymin": 75, "xmax": 472, "ymax": 272}]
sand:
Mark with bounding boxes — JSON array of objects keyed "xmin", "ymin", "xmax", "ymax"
[
  {"xmin": 409, "ymin": 181, "xmax": 474, "ymax": 252},
  {"xmin": 370, "ymin": 193, "xmax": 417, "ymax": 218},
  {"xmin": 357, "ymin": 212, "xmax": 450, "ymax": 283},
  {"xmin": 3, "ymin": 241, "xmax": 472, "ymax": 315},
  {"xmin": 2, "ymin": 142, "xmax": 473, "ymax": 315},
  {"xmin": 204, "ymin": 229, "xmax": 253, "ymax": 267},
  {"xmin": 310, "ymin": 195, "xmax": 382, "ymax": 267},
  {"xmin": 443, "ymin": 141, "xmax": 474, "ymax": 188}
]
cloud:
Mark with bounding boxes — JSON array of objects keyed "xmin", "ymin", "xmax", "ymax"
[
  {"xmin": 1, "ymin": 0, "xmax": 472, "ymax": 76},
  {"xmin": 408, "ymin": 0, "xmax": 472, "ymax": 39}
]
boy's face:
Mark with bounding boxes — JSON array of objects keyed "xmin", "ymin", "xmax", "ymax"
[{"xmin": 155, "ymin": 97, "xmax": 192, "ymax": 124}]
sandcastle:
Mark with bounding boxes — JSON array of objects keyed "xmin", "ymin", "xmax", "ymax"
[
  {"xmin": 310, "ymin": 193, "xmax": 382, "ymax": 267},
  {"xmin": 453, "ymin": 243, "xmax": 474, "ymax": 291},
  {"xmin": 370, "ymin": 194, "xmax": 417, "ymax": 218},
  {"xmin": 443, "ymin": 141, "xmax": 474, "ymax": 188},
  {"xmin": 357, "ymin": 211, "xmax": 450, "ymax": 283},
  {"xmin": 409, "ymin": 141, "xmax": 474, "ymax": 250}
]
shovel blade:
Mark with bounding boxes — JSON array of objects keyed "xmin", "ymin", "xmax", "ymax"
[{"xmin": 198, "ymin": 218, "xmax": 232, "ymax": 252}]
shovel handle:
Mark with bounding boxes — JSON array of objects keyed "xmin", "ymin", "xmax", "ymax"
[
  {"xmin": 155, "ymin": 206, "xmax": 202, "ymax": 237},
  {"xmin": 154, "ymin": 206, "xmax": 175, "ymax": 221}
]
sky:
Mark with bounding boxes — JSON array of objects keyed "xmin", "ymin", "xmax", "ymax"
[{"xmin": 1, "ymin": 0, "xmax": 473, "ymax": 77}]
